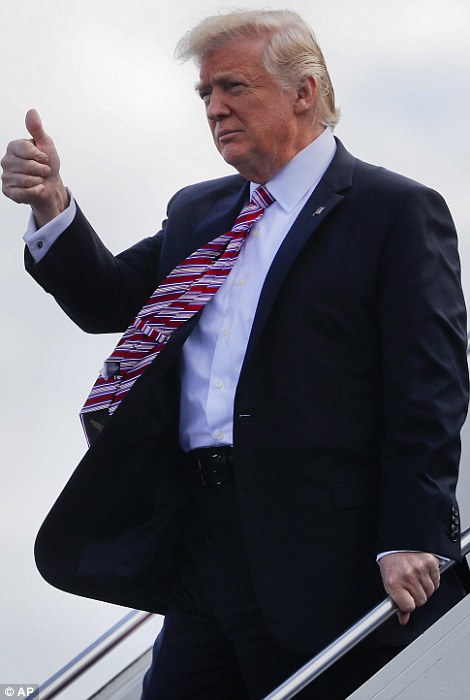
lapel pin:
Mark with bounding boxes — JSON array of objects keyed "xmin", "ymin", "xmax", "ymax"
[{"xmin": 313, "ymin": 206, "xmax": 326, "ymax": 216}]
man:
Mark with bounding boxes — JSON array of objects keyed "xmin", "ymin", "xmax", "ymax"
[{"xmin": 2, "ymin": 9, "xmax": 469, "ymax": 700}]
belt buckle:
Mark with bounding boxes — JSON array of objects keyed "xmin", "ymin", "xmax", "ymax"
[{"xmin": 197, "ymin": 454, "xmax": 224, "ymax": 486}]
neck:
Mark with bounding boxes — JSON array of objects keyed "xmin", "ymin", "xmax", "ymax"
[{"xmin": 240, "ymin": 124, "xmax": 327, "ymax": 184}]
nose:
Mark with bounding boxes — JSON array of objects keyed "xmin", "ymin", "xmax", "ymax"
[{"xmin": 206, "ymin": 90, "xmax": 231, "ymax": 121}]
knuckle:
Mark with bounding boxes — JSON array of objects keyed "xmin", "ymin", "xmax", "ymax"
[
  {"xmin": 1, "ymin": 154, "xmax": 13, "ymax": 172},
  {"xmin": 417, "ymin": 561, "xmax": 429, "ymax": 574},
  {"xmin": 7, "ymin": 139, "xmax": 24, "ymax": 156}
]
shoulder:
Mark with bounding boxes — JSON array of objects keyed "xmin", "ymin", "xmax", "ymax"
[
  {"xmin": 356, "ymin": 159, "xmax": 441, "ymax": 200},
  {"xmin": 167, "ymin": 174, "xmax": 247, "ymax": 212},
  {"xmin": 332, "ymin": 138, "xmax": 451, "ymax": 216}
]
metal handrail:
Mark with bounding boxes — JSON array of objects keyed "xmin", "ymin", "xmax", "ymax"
[
  {"xmin": 26, "ymin": 529, "xmax": 470, "ymax": 700},
  {"xmin": 29, "ymin": 609, "xmax": 154, "ymax": 700},
  {"xmin": 263, "ymin": 526, "xmax": 470, "ymax": 700}
]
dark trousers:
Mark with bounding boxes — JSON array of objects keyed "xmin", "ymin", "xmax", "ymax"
[{"xmin": 141, "ymin": 477, "xmax": 401, "ymax": 700}]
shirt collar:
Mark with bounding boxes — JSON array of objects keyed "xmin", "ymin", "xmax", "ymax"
[{"xmin": 250, "ymin": 127, "xmax": 337, "ymax": 213}]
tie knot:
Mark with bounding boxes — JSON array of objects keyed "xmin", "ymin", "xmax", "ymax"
[{"xmin": 252, "ymin": 185, "xmax": 275, "ymax": 210}]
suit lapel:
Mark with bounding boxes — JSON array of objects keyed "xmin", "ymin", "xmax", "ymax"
[
  {"xmin": 242, "ymin": 139, "xmax": 355, "ymax": 367},
  {"xmin": 191, "ymin": 179, "xmax": 250, "ymax": 250}
]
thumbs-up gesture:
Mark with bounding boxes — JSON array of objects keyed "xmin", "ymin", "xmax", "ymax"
[{"xmin": 1, "ymin": 109, "xmax": 69, "ymax": 227}]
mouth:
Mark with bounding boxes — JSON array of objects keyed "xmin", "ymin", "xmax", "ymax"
[{"xmin": 217, "ymin": 129, "xmax": 241, "ymax": 143}]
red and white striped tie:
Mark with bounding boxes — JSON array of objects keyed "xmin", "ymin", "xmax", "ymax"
[{"xmin": 80, "ymin": 185, "xmax": 275, "ymax": 444}]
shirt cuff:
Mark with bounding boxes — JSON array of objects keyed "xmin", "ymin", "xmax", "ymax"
[
  {"xmin": 376, "ymin": 550, "xmax": 450, "ymax": 566},
  {"xmin": 23, "ymin": 188, "xmax": 76, "ymax": 263}
]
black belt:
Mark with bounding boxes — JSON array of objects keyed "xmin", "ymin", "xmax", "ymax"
[{"xmin": 190, "ymin": 446, "xmax": 234, "ymax": 486}]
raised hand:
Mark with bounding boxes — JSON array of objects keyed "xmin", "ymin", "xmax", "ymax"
[{"xmin": 1, "ymin": 109, "xmax": 69, "ymax": 227}]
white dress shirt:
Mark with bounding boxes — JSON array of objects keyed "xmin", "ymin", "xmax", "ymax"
[
  {"xmin": 179, "ymin": 128, "xmax": 336, "ymax": 450},
  {"xmin": 24, "ymin": 189, "xmax": 76, "ymax": 263}
]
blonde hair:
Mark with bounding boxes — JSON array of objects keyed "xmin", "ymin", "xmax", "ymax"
[{"xmin": 175, "ymin": 9, "xmax": 340, "ymax": 128}]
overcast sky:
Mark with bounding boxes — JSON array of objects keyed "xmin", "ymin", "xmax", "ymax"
[{"xmin": 1, "ymin": 1, "xmax": 470, "ymax": 697}]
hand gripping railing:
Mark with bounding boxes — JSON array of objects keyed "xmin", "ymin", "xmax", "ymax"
[
  {"xmin": 263, "ymin": 526, "xmax": 470, "ymax": 700},
  {"xmin": 26, "ymin": 528, "xmax": 470, "ymax": 700}
]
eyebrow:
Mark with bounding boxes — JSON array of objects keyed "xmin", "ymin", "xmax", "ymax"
[{"xmin": 194, "ymin": 72, "xmax": 245, "ymax": 95}]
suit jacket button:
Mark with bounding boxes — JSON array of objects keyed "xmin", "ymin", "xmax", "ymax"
[
  {"xmin": 451, "ymin": 533, "xmax": 459, "ymax": 542},
  {"xmin": 451, "ymin": 506, "xmax": 459, "ymax": 515}
]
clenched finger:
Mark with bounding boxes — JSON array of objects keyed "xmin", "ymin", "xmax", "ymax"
[
  {"xmin": 1, "ymin": 154, "xmax": 51, "ymax": 180},
  {"xmin": 5, "ymin": 138, "xmax": 49, "ymax": 163},
  {"xmin": 379, "ymin": 551, "xmax": 441, "ymax": 623},
  {"xmin": 2, "ymin": 172, "xmax": 49, "ymax": 190},
  {"xmin": 5, "ymin": 184, "xmax": 48, "ymax": 205}
]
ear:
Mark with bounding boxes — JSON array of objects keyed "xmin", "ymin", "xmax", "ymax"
[{"xmin": 294, "ymin": 76, "xmax": 317, "ymax": 115}]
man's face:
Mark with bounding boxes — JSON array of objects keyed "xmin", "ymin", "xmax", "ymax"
[{"xmin": 197, "ymin": 37, "xmax": 308, "ymax": 183}]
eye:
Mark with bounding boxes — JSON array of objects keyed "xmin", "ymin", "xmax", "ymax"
[
  {"xmin": 228, "ymin": 82, "xmax": 246, "ymax": 94},
  {"xmin": 199, "ymin": 90, "xmax": 211, "ymax": 104}
]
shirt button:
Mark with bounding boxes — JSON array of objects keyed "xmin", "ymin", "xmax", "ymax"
[
  {"xmin": 237, "ymin": 278, "xmax": 245, "ymax": 286},
  {"xmin": 223, "ymin": 328, "xmax": 230, "ymax": 336},
  {"xmin": 215, "ymin": 380, "xmax": 223, "ymax": 389},
  {"xmin": 216, "ymin": 431, "xmax": 225, "ymax": 441},
  {"xmin": 252, "ymin": 228, "xmax": 259, "ymax": 237},
  {"xmin": 37, "ymin": 240, "xmax": 44, "ymax": 249}
]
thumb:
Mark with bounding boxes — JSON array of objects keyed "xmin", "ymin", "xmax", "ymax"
[{"xmin": 25, "ymin": 108, "xmax": 53, "ymax": 150}]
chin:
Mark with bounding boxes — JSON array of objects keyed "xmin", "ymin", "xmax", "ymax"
[
  {"xmin": 221, "ymin": 150, "xmax": 251, "ymax": 175},
  {"xmin": 220, "ymin": 142, "xmax": 246, "ymax": 162}
]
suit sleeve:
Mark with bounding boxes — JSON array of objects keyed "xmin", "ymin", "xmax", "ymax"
[
  {"xmin": 376, "ymin": 185, "xmax": 468, "ymax": 559},
  {"xmin": 24, "ymin": 204, "xmax": 165, "ymax": 333}
]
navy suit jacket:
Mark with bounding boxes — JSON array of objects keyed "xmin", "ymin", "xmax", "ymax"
[{"xmin": 29, "ymin": 140, "xmax": 469, "ymax": 654}]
